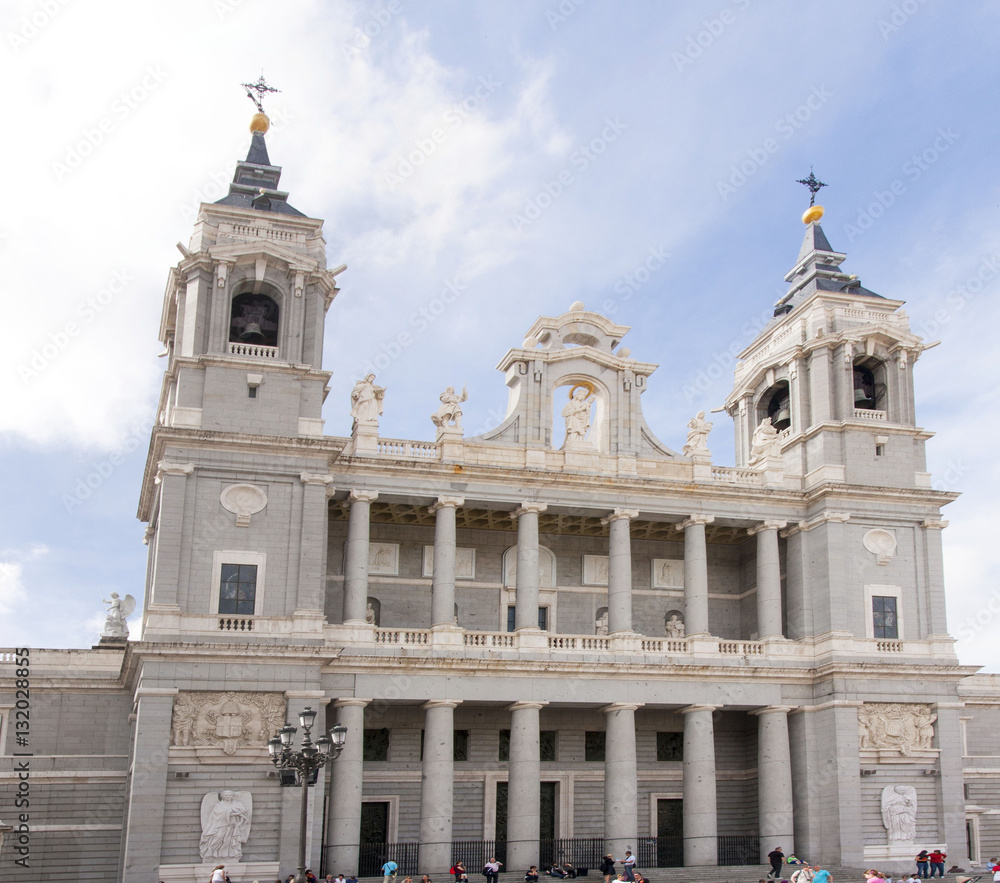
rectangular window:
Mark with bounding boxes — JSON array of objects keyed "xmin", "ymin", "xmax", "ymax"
[
  {"xmin": 219, "ymin": 563, "xmax": 257, "ymax": 615},
  {"xmin": 363, "ymin": 728, "xmax": 390, "ymax": 762},
  {"xmin": 499, "ymin": 729, "xmax": 556, "ymax": 761},
  {"xmin": 454, "ymin": 730, "xmax": 470, "ymax": 761},
  {"xmin": 657, "ymin": 731, "xmax": 684, "ymax": 761},
  {"xmin": 585, "ymin": 731, "xmax": 606, "ymax": 761},
  {"xmin": 872, "ymin": 595, "xmax": 899, "ymax": 639},
  {"xmin": 506, "ymin": 607, "xmax": 549, "ymax": 632}
]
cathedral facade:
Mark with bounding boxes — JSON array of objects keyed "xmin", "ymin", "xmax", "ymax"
[{"xmin": 2, "ymin": 116, "xmax": 999, "ymax": 883}]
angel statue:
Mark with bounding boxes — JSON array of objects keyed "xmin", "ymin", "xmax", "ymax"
[
  {"xmin": 431, "ymin": 385, "xmax": 468, "ymax": 430},
  {"xmin": 101, "ymin": 592, "xmax": 135, "ymax": 639}
]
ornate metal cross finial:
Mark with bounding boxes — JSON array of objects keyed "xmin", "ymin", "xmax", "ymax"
[
  {"xmin": 242, "ymin": 74, "xmax": 280, "ymax": 113},
  {"xmin": 796, "ymin": 169, "xmax": 828, "ymax": 206}
]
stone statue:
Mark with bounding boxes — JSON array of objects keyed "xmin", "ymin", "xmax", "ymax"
[
  {"xmin": 665, "ymin": 613, "xmax": 686, "ymax": 638},
  {"xmin": 101, "ymin": 592, "xmax": 135, "ymax": 638},
  {"xmin": 431, "ymin": 385, "xmax": 468, "ymax": 429},
  {"xmin": 365, "ymin": 602, "xmax": 377, "ymax": 625},
  {"xmin": 595, "ymin": 609, "xmax": 609, "ymax": 636},
  {"xmin": 880, "ymin": 784, "xmax": 917, "ymax": 842},
  {"xmin": 200, "ymin": 790, "xmax": 253, "ymax": 861},
  {"xmin": 682, "ymin": 411, "xmax": 713, "ymax": 458},
  {"xmin": 749, "ymin": 417, "xmax": 781, "ymax": 465},
  {"xmin": 562, "ymin": 386, "xmax": 593, "ymax": 443},
  {"xmin": 350, "ymin": 374, "xmax": 386, "ymax": 425}
]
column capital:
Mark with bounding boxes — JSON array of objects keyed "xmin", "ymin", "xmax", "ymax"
[
  {"xmin": 333, "ymin": 697, "xmax": 372, "ymax": 709},
  {"xmin": 507, "ymin": 700, "xmax": 549, "ymax": 712},
  {"xmin": 602, "ymin": 702, "xmax": 644, "ymax": 714},
  {"xmin": 922, "ymin": 518, "xmax": 949, "ymax": 530},
  {"xmin": 349, "ymin": 488, "xmax": 379, "ymax": 504},
  {"xmin": 680, "ymin": 704, "xmax": 719, "ymax": 715},
  {"xmin": 300, "ymin": 472, "xmax": 335, "ymax": 486},
  {"xmin": 601, "ymin": 508, "xmax": 640, "ymax": 525},
  {"xmin": 749, "ymin": 705, "xmax": 796, "ymax": 717},
  {"xmin": 747, "ymin": 519, "xmax": 788, "ymax": 537},
  {"xmin": 156, "ymin": 460, "xmax": 194, "ymax": 479},
  {"xmin": 513, "ymin": 501, "xmax": 547, "ymax": 518},
  {"xmin": 429, "ymin": 495, "xmax": 465, "ymax": 513},
  {"xmin": 675, "ymin": 514, "xmax": 714, "ymax": 531},
  {"xmin": 422, "ymin": 699, "xmax": 462, "ymax": 711}
]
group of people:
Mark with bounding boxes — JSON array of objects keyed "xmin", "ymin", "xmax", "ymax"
[
  {"xmin": 913, "ymin": 850, "xmax": 949, "ymax": 878},
  {"xmin": 765, "ymin": 846, "xmax": 832, "ymax": 883}
]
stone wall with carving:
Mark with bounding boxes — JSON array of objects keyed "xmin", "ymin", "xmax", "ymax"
[
  {"xmin": 858, "ymin": 703, "xmax": 938, "ymax": 762},
  {"xmin": 171, "ymin": 691, "xmax": 286, "ymax": 755}
]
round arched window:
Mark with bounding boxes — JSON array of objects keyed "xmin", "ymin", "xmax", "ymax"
[
  {"xmin": 229, "ymin": 293, "xmax": 279, "ymax": 348},
  {"xmin": 762, "ymin": 383, "xmax": 791, "ymax": 432}
]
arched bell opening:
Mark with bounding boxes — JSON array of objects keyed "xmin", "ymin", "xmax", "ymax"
[
  {"xmin": 759, "ymin": 381, "xmax": 791, "ymax": 432},
  {"xmin": 229, "ymin": 292, "xmax": 280, "ymax": 349},
  {"xmin": 853, "ymin": 358, "xmax": 886, "ymax": 412}
]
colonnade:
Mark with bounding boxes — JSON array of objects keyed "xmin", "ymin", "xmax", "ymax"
[
  {"xmin": 323, "ymin": 699, "xmax": 796, "ymax": 872},
  {"xmin": 340, "ymin": 493, "xmax": 788, "ymax": 640}
]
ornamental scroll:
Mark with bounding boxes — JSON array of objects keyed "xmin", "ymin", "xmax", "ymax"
[{"xmin": 171, "ymin": 691, "xmax": 286, "ymax": 755}]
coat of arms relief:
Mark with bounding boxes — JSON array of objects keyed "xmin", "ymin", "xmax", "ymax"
[{"xmin": 171, "ymin": 691, "xmax": 286, "ymax": 756}]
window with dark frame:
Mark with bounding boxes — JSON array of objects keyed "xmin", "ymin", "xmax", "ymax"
[
  {"xmin": 872, "ymin": 595, "xmax": 899, "ymax": 639},
  {"xmin": 585, "ymin": 731, "xmax": 606, "ymax": 761},
  {"xmin": 506, "ymin": 606, "xmax": 549, "ymax": 632},
  {"xmin": 219, "ymin": 563, "xmax": 257, "ymax": 615},
  {"xmin": 498, "ymin": 729, "xmax": 556, "ymax": 761},
  {"xmin": 363, "ymin": 728, "xmax": 390, "ymax": 762},
  {"xmin": 657, "ymin": 731, "xmax": 684, "ymax": 761}
]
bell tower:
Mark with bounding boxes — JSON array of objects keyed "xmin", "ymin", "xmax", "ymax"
[{"xmin": 724, "ymin": 201, "xmax": 934, "ymax": 490}]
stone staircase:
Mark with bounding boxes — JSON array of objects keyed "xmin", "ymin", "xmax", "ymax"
[{"xmin": 356, "ymin": 869, "xmax": 872, "ymax": 883}]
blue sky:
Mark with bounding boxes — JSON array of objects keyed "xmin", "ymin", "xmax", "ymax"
[{"xmin": 1, "ymin": 0, "xmax": 998, "ymax": 670}]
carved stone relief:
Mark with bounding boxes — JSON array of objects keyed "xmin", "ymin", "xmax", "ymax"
[
  {"xmin": 863, "ymin": 528, "xmax": 898, "ymax": 565},
  {"xmin": 881, "ymin": 784, "xmax": 917, "ymax": 842},
  {"xmin": 651, "ymin": 559, "xmax": 683, "ymax": 588},
  {"xmin": 422, "ymin": 546, "xmax": 476, "ymax": 579},
  {"xmin": 368, "ymin": 542, "xmax": 399, "ymax": 575},
  {"xmin": 220, "ymin": 484, "xmax": 268, "ymax": 527},
  {"xmin": 858, "ymin": 703, "xmax": 937, "ymax": 759},
  {"xmin": 171, "ymin": 691, "xmax": 286, "ymax": 755},
  {"xmin": 583, "ymin": 554, "xmax": 609, "ymax": 586},
  {"xmin": 200, "ymin": 789, "xmax": 253, "ymax": 861}
]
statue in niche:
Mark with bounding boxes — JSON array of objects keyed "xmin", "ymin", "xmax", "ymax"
[
  {"xmin": 562, "ymin": 385, "xmax": 594, "ymax": 443},
  {"xmin": 595, "ymin": 609, "xmax": 609, "ymax": 636},
  {"xmin": 683, "ymin": 411, "xmax": 713, "ymax": 458},
  {"xmin": 880, "ymin": 784, "xmax": 917, "ymax": 842},
  {"xmin": 199, "ymin": 790, "xmax": 253, "ymax": 861},
  {"xmin": 749, "ymin": 417, "xmax": 781, "ymax": 465},
  {"xmin": 350, "ymin": 374, "xmax": 386, "ymax": 425},
  {"xmin": 665, "ymin": 613, "xmax": 686, "ymax": 638},
  {"xmin": 431, "ymin": 385, "xmax": 468, "ymax": 429},
  {"xmin": 101, "ymin": 592, "xmax": 135, "ymax": 638},
  {"xmin": 365, "ymin": 601, "xmax": 378, "ymax": 626}
]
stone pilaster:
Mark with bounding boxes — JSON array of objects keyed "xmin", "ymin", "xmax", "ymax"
[
  {"xmin": 430, "ymin": 496, "xmax": 464, "ymax": 628},
  {"xmin": 676, "ymin": 515, "xmax": 714, "ymax": 636},
  {"xmin": 326, "ymin": 698, "xmax": 370, "ymax": 875},
  {"xmin": 751, "ymin": 706, "xmax": 795, "ymax": 861},
  {"xmin": 749, "ymin": 521, "xmax": 787, "ymax": 638},
  {"xmin": 149, "ymin": 462, "xmax": 194, "ymax": 609},
  {"xmin": 507, "ymin": 701, "xmax": 549, "ymax": 871},
  {"xmin": 297, "ymin": 473, "xmax": 334, "ymax": 614},
  {"xmin": 603, "ymin": 509, "xmax": 639, "ymax": 634},
  {"xmin": 513, "ymin": 503, "xmax": 547, "ymax": 631},
  {"xmin": 604, "ymin": 702, "xmax": 642, "ymax": 859},
  {"xmin": 419, "ymin": 700, "xmax": 461, "ymax": 873},
  {"xmin": 682, "ymin": 704, "xmax": 719, "ymax": 866},
  {"xmin": 343, "ymin": 489, "xmax": 378, "ymax": 624},
  {"xmin": 922, "ymin": 519, "xmax": 950, "ymax": 636}
]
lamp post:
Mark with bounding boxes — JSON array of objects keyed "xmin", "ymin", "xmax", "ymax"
[{"xmin": 269, "ymin": 707, "xmax": 347, "ymax": 883}]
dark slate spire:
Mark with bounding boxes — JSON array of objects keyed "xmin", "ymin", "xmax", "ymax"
[
  {"xmin": 773, "ymin": 218, "xmax": 882, "ymax": 316},
  {"xmin": 214, "ymin": 122, "xmax": 304, "ymax": 216}
]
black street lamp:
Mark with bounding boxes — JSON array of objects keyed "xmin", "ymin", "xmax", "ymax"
[{"xmin": 268, "ymin": 708, "xmax": 347, "ymax": 883}]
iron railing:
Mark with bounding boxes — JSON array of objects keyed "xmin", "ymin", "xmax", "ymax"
[
  {"xmin": 358, "ymin": 842, "xmax": 420, "ymax": 878},
  {"xmin": 539, "ymin": 838, "xmax": 606, "ymax": 872},
  {"xmin": 452, "ymin": 840, "xmax": 505, "ymax": 871},
  {"xmin": 718, "ymin": 834, "xmax": 761, "ymax": 866}
]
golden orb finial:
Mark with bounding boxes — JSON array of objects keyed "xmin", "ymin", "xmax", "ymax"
[
  {"xmin": 250, "ymin": 112, "xmax": 270, "ymax": 134},
  {"xmin": 802, "ymin": 204, "xmax": 824, "ymax": 225}
]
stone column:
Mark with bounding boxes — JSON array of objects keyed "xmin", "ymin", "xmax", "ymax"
[
  {"xmin": 604, "ymin": 702, "xmax": 642, "ymax": 859},
  {"xmin": 513, "ymin": 503, "xmax": 547, "ymax": 631},
  {"xmin": 326, "ymin": 698, "xmax": 370, "ymax": 875},
  {"xmin": 121, "ymin": 689, "xmax": 177, "ymax": 883},
  {"xmin": 751, "ymin": 706, "xmax": 795, "ymax": 861},
  {"xmin": 507, "ymin": 701, "xmax": 549, "ymax": 871},
  {"xmin": 149, "ymin": 462, "xmax": 193, "ymax": 609},
  {"xmin": 749, "ymin": 521, "xmax": 786, "ymax": 639},
  {"xmin": 676, "ymin": 515, "xmax": 714, "ymax": 636},
  {"xmin": 430, "ymin": 496, "xmax": 465, "ymax": 628},
  {"xmin": 419, "ymin": 700, "xmax": 461, "ymax": 872},
  {"xmin": 681, "ymin": 704, "xmax": 719, "ymax": 866},
  {"xmin": 298, "ymin": 473, "xmax": 335, "ymax": 613},
  {"xmin": 604, "ymin": 509, "xmax": 639, "ymax": 634},
  {"xmin": 343, "ymin": 489, "xmax": 378, "ymax": 624}
]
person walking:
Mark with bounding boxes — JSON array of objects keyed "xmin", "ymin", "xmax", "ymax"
[
  {"xmin": 812, "ymin": 866, "xmax": 832, "ymax": 883},
  {"xmin": 791, "ymin": 866, "xmax": 816, "ymax": 883},
  {"xmin": 485, "ymin": 858, "xmax": 503, "ymax": 883},
  {"xmin": 382, "ymin": 859, "xmax": 399, "ymax": 883},
  {"xmin": 600, "ymin": 854, "xmax": 616, "ymax": 883},
  {"xmin": 768, "ymin": 847, "xmax": 786, "ymax": 880}
]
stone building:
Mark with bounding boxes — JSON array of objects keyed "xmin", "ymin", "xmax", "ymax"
[{"xmin": 2, "ymin": 114, "xmax": 999, "ymax": 883}]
